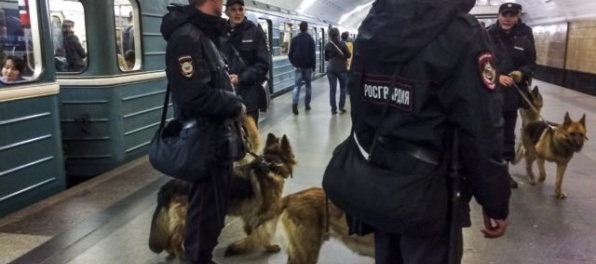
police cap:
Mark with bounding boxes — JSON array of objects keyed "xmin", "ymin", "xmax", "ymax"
[
  {"xmin": 225, "ymin": 0, "xmax": 244, "ymax": 6},
  {"xmin": 499, "ymin": 2, "xmax": 522, "ymax": 15}
]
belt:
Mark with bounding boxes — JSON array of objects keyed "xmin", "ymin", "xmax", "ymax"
[{"xmin": 377, "ymin": 136, "xmax": 441, "ymax": 166}]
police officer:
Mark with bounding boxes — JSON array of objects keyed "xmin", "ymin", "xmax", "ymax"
[
  {"xmin": 487, "ymin": 2, "xmax": 537, "ymax": 188},
  {"xmin": 221, "ymin": 0, "xmax": 269, "ymax": 124},
  {"xmin": 347, "ymin": 0, "xmax": 510, "ymax": 263},
  {"xmin": 161, "ymin": 0, "xmax": 245, "ymax": 263}
]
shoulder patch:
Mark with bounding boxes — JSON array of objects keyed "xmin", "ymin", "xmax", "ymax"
[
  {"xmin": 178, "ymin": 56, "xmax": 194, "ymax": 79},
  {"xmin": 478, "ymin": 53, "xmax": 497, "ymax": 91}
]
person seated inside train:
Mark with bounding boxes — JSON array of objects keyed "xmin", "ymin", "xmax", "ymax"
[
  {"xmin": 124, "ymin": 49, "xmax": 135, "ymax": 70},
  {"xmin": 0, "ymin": 55, "xmax": 25, "ymax": 85}
]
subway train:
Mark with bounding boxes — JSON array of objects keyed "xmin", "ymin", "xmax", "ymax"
[{"xmin": 0, "ymin": 0, "xmax": 358, "ymax": 217}]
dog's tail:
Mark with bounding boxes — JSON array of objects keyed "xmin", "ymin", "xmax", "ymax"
[
  {"xmin": 512, "ymin": 142, "xmax": 525, "ymax": 165},
  {"xmin": 241, "ymin": 114, "xmax": 260, "ymax": 154},
  {"xmin": 148, "ymin": 179, "xmax": 190, "ymax": 254}
]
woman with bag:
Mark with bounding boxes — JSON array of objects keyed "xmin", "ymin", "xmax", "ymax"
[{"xmin": 324, "ymin": 27, "xmax": 351, "ymax": 115}]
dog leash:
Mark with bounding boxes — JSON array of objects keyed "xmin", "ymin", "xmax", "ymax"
[
  {"xmin": 512, "ymin": 82, "xmax": 543, "ymax": 121},
  {"xmin": 511, "ymin": 82, "xmax": 558, "ymax": 130},
  {"xmin": 247, "ymin": 151, "xmax": 291, "ymax": 177}
]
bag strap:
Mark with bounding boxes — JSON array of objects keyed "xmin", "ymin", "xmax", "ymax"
[
  {"xmin": 231, "ymin": 45, "xmax": 247, "ymax": 68},
  {"xmin": 159, "ymin": 84, "xmax": 171, "ymax": 130},
  {"xmin": 330, "ymin": 41, "xmax": 346, "ymax": 58},
  {"xmin": 365, "ymin": 65, "xmax": 402, "ymax": 160}
]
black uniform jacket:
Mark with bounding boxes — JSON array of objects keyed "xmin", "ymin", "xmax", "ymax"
[
  {"xmin": 350, "ymin": 0, "xmax": 510, "ymax": 222},
  {"xmin": 221, "ymin": 18, "xmax": 269, "ymax": 112},
  {"xmin": 487, "ymin": 23, "xmax": 536, "ymax": 111},
  {"xmin": 161, "ymin": 5, "xmax": 243, "ymax": 122}
]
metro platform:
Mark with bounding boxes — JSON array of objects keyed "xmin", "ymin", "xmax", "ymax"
[{"xmin": 1, "ymin": 78, "xmax": 595, "ymax": 264}]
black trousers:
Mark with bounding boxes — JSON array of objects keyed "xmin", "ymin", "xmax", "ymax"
[
  {"xmin": 502, "ymin": 110, "xmax": 518, "ymax": 162},
  {"xmin": 374, "ymin": 229, "xmax": 463, "ymax": 264},
  {"xmin": 184, "ymin": 162, "xmax": 232, "ymax": 264}
]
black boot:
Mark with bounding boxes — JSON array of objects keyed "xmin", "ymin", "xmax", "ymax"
[
  {"xmin": 292, "ymin": 104, "xmax": 299, "ymax": 115},
  {"xmin": 509, "ymin": 175, "xmax": 518, "ymax": 188}
]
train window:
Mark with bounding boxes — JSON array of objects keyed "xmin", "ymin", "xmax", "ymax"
[
  {"xmin": 114, "ymin": 0, "xmax": 140, "ymax": 71},
  {"xmin": 279, "ymin": 23, "xmax": 292, "ymax": 55},
  {"xmin": 258, "ymin": 19, "xmax": 271, "ymax": 53},
  {"xmin": 0, "ymin": 0, "xmax": 44, "ymax": 86},
  {"xmin": 49, "ymin": 0, "xmax": 88, "ymax": 73}
]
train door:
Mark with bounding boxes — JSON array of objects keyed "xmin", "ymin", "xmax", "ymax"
[
  {"xmin": 258, "ymin": 18, "xmax": 273, "ymax": 93},
  {"xmin": 319, "ymin": 28, "xmax": 325, "ymax": 73},
  {"xmin": 313, "ymin": 27, "xmax": 320, "ymax": 76}
]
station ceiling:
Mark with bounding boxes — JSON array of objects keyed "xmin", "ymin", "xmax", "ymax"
[{"xmin": 260, "ymin": 0, "xmax": 596, "ymax": 29}]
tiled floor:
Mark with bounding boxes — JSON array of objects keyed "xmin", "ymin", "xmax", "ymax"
[{"xmin": 2, "ymin": 78, "xmax": 596, "ymax": 264}]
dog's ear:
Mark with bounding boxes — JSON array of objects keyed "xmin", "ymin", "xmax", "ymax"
[
  {"xmin": 281, "ymin": 135, "xmax": 292, "ymax": 153},
  {"xmin": 563, "ymin": 112, "xmax": 572, "ymax": 127},
  {"xmin": 266, "ymin": 133, "xmax": 278, "ymax": 147},
  {"xmin": 532, "ymin": 86, "xmax": 540, "ymax": 96},
  {"xmin": 580, "ymin": 114, "xmax": 589, "ymax": 140}
]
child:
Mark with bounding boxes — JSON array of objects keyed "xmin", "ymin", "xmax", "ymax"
[{"xmin": 1, "ymin": 55, "xmax": 25, "ymax": 84}]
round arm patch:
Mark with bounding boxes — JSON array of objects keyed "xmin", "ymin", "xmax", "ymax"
[
  {"xmin": 478, "ymin": 53, "xmax": 497, "ymax": 91},
  {"xmin": 178, "ymin": 56, "xmax": 195, "ymax": 79}
]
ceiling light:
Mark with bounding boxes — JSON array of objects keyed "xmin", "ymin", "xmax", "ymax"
[{"xmin": 338, "ymin": 1, "xmax": 374, "ymax": 25}]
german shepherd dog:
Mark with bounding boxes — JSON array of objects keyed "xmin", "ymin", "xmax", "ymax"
[
  {"xmin": 519, "ymin": 86, "xmax": 544, "ymax": 128},
  {"xmin": 514, "ymin": 86, "xmax": 544, "ymax": 164},
  {"xmin": 516, "ymin": 112, "xmax": 588, "ymax": 198},
  {"xmin": 148, "ymin": 132, "xmax": 297, "ymax": 261},
  {"xmin": 278, "ymin": 187, "xmax": 374, "ymax": 264}
]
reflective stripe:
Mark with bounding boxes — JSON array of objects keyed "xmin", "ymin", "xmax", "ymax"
[{"xmin": 353, "ymin": 132, "xmax": 370, "ymax": 160}]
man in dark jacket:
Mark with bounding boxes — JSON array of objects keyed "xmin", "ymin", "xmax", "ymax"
[
  {"xmin": 487, "ymin": 2, "xmax": 537, "ymax": 188},
  {"xmin": 161, "ymin": 0, "xmax": 245, "ymax": 263},
  {"xmin": 344, "ymin": 0, "xmax": 511, "ymax": 263},
  {"xmin": 221, "ymin": 0, "xmax": 269, "ymax": 124},
  {"xmin": 288, "ymin": 22, "xmax": 316, "ymax": 115},
  {"xmin": 121, "ymin": 12, "xmax": 135, "ymax": 54},
  {"xmin": 62, "ymin": 20, "xmax": 86, "ymax": 72}
]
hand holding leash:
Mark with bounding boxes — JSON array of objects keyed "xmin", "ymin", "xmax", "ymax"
[
  {"xmin": 499, "ymin": 75, "xmax": 515, "ymax": 86},
  {"xmin": 509, "ymin": 71, "xmax": 523, "ymax": 83},
  {"xmin": 230, "ymin": 74, "xmax": 240, "ymax": 85},
  {"xmin": 481, "ymin": 211, "xmax": 507, "ymax": 238}
]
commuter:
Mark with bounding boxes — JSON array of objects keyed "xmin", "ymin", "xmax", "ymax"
[
  {"xmin": 327, "ymin": 0, "xmax": 511, "ymax": 263},
  {"xmin": 62, "ymin": 20, "xmax": 87, "ymax": 72},
  {"xmin": 288, "ymin": 21, "xmax": 316, "ymax": 115},
  {"xmin": 121, "ymin": 12, "xmax": 135, "ymax": 54},
  {"xmin": 221, "ymin": 0, "xmax": 269, "ymax": 124},
  {"xmin": 124, "ymin": 49, "xmax": 135, "ymax": 70},
  {"xmin": 341, "ymin": 31, "xmax": 354, "ymax": 70},
  {"xmin": 487, "ymin": 2, "xmax": 537, "ymax": 188},
  {"xmin": 160, "ymin": 0, "xmax": 245, "ymax": 263},
  {"xmin": 0, "ymin": 55, "xmax": 25, "ymax": 84},
  {"xmin": 325, "ymin": 28, "xmax": 351, "ymax": 115}
]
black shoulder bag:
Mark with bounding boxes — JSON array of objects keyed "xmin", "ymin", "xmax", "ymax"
[
  {"xmin": 322, "ymin": 66, "xmax": 450, "ymax": 237},
  {"xmin": 231, "ymin": 45, "xmax": 271, "ymax": 112},
  {"xmin": 148, "ymin": 85, "xmax": 217, "ymax": 182}
]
